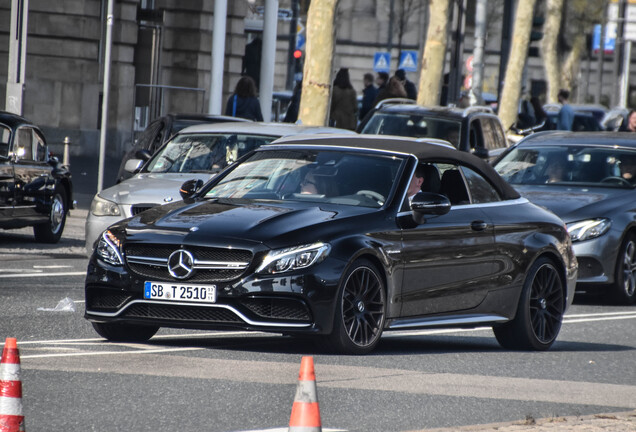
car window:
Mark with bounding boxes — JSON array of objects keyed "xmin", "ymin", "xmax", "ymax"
[
  {"xmin": 135, "ymin": 119, "xmax": 164, "ymax": 152},
  {"xmin": 144, "ymin": 133, "xmax": 277, "ymax": 174},
  {"xmin": 461, "ymin": 166, "xmax": 501, "ymax": 203},
  {"xmin": 206, "ymin": 149, "xmax": 405, "ymax": 208},
  {"xmin": 360, "ymin": 113, "xmax": 462, "ymax": 145},
  {"xmin": 15, "ymin": 127, "xmax": 33, "ymax": 160},
  {"xmin": 468, "ymin": 120, "xmax": 484, "ymax": 151},
  {"xmin": 0, "ymin": 126, "xmax": 10, "ymax": 158},
  {"xmin": 495, "ymin": 145, "xmax": 636, "ymax": 188},
  {"xmin": 33, "ymin": 131, "xmax": 47, "ymax": 162},
  {"xmin": 481, "ymin": 118, "xmax": 505, "ymax": 150}
]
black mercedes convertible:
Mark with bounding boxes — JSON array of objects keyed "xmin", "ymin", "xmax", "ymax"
[{"xmin": 85, "ymin": 135, "xmax": 577, "ymax": 354}]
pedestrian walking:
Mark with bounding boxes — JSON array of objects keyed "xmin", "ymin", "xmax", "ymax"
[
  {"xmin": 530, "ymin": 97, "xmax": 554, "ymax": 131},
  {"xmin": 556, "ymin": 89, "xmax": 574, "ymax": 131},
  {"xmin": 329, "ymin": 68, "xmax": 358, "ymax": 130},
  {"xmin": 395, "ymin": 69, "xmax": 417, "ymax": 100},
  {"xmin": 359, "ymin": 73, "xmax": 378, "ymax": 121},
  {"xmin": 372, "ymin": 76, "xmax": 407, "ymax": 106},
  {"xmin": 284, "ymin": 80, "xmax": 302, "ymax": 123},
  {"xmin": 225, "ymin": 75, "xmax": 264, "ymax": 121}
]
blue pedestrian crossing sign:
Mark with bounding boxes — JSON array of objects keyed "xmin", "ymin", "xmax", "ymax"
[
  {"xmin": 373, "ymin": 52, "xmax": 391, "ymax": 73},
  {"xmin": 398, "ymin": 50, "xmax": 418, "ymax": 72}
]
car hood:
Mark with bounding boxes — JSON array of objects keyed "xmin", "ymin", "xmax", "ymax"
[
  {"xmin": 515, "ymin": 184, "xmax": 633, "ymax": 222},
  {"xmin": 99, "ymin": 172, "xmax": 214, "ymax": 205},
  {"xmin": 123, "ymin": 198, "xmax": 377, "ymax": 248}
]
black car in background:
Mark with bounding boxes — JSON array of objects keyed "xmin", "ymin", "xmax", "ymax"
[
  {"xmin": 116, "ymin": 113, "xmax": 251, "ymax": 182},
  {"xmin": 358, "ymin": 102, "xmax": 509, "ymax": 161},
  {"xmin": 0, "ymin": 111, "xmax": 74, "ymax": 243},
  {"xmin": 85, "ymin": 135, "xmax": 576, "ymax": 354}
]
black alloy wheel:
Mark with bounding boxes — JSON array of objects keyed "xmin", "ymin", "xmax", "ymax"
[
  {"xmin": 494, "ymin": 256, "xmax": 564, "ymax": 351},
  {"xmin": 33, "ymin": 188, "xmax": 67, "ymax": 243},
  {"xmin": 92, "ymin": 322, "xmax": 159, "ymax": 342},
  {"xmin": 326, "ymin": 258, "xmax": 386, "ymax": 355},
  {"xmin": 613, "ymin": 232, "xmax": 636, "ymax": 305}
]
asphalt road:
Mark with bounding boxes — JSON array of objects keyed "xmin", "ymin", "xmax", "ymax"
[{"xmin": 0, "ymin": 210, "xmax": 635, "ymax": 431}]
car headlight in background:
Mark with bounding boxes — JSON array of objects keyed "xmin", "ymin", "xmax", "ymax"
[
  {"xmin": 567, "ymin": 218, "xmax": 611, "ymax": 242},
  {"xmin": 95, "ymin": 230, "xmax": 124, "ymax": 265},
  {"xmin": 90, "ymin": 195, "xmax": 121, "ymax": 216},
  {"xmin": 257, "ymin": 242, "xmax": 331, "ymax": 274}
]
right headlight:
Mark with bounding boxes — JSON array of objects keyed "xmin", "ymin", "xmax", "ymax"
[
  {"xmin": 567, "ymin": 218, "xmax": 611, "ymax": 242},
  {"xmin": 95, "ymin": 230, "xmax": 124, "ymax": 265},
  {"xmin": 90, "ymin": 195, "xmax": 121, "ymax": 216}
]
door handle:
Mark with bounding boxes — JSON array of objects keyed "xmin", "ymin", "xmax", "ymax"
[{"xmin": 471, "ymin": 220, "xmax": 488, "ymax": 231}]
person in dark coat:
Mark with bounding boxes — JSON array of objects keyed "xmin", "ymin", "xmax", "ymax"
[
  {"xmin": 284, "ymin": 80, "xmax": 302, "ymax": 123},
  {"xmin": 395, "ymin": 69, "xmax": 417, "ymax": 100},
  {"xmin": 372, "ymin": 76, "xmax": 407, "ymax": 106},
  {"xmin": 330, "ymin": 68, "xmax": 358, "ymax": 130},
  {"xmin": 359, "ymin": 73, "xmax": 378, "ymax": 121},
  {"xmin": 619, "ymin": 110, "xmax": 636, "ymax": 132},
  {"xmin": 530, "ymin": 97, "xmax": 554, "ymax": 131},
  {"xmin": 225, "ymin": 75, "xmax": 263, "ymax": 122}
]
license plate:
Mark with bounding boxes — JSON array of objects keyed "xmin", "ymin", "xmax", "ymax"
[{"xmin": 144, "ymin": 281, "xmax": 217, "ymax": 303}]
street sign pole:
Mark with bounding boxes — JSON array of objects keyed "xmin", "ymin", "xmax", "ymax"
[
  {"xmin": 208, "ymin": 0, "xmax": 227, "ymax": 115},
  {"xmin": 5, "ymin": 0, "xmax": 29, "ymax": 115},
  {"xmin": 97, "ymin": 0, "xmax": 113, "ymax": 193}
]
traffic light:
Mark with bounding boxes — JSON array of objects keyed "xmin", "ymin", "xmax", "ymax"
[
  {"xmin": 293, "ymin": 49, "xmax": 304, "ymax": 75},
  {"xmin": 530, "ymin": 16, "xmax": 544, "ymax": 42}
]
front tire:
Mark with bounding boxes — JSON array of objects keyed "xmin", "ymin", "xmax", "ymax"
[
  {"xmin": 612, "ymin": 232, "xmax": 636, "ymax": 305},
  {"xmin": 324, "ymin": 258, "xmax": 386, "ymax": 355},
  {"xmin": 92, "ymin": 322, "xmax": 159, "ymax": 342},
  {"xmin": 34, "ymin": 188, "xmax": 67, "ymax": 243},
  {"xmin": 494, "ymin": 257, "xmax": 564, "ymax": 351}
]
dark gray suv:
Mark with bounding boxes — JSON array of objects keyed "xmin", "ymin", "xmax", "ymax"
[{"xmin": 358, "ymin": 101, "xmax": 509, "ymax": 161}]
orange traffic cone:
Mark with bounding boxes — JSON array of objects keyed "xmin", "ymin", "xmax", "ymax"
[
  {"xmin": 0, "ymin": 338, "xmax": 25, "ymax": 432},
  {"xmin": 289, "ymin": 356, "xmax": 321, "ymax": 432}
]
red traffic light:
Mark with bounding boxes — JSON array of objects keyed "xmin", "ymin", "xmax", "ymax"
[{"xmin": 293, "ymin": 49, "xmax": 303, "ymax": 59}]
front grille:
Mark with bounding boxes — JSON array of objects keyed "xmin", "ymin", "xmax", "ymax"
[
  {"xmin": 241, "ymin": 297, "xmax": 311, "ymax": 321},
  {"xmin": 123, "ymin": 303, "xmax": 243, "ymax": 323},
  {"xmin": 131, "ymin": 204, "xmax": 157, "ymax": 216},
  {"xmin": 86, "ymin": 286, "xmax": 131, "ymax": 311},
  {"xmin": 124, "ymin": 244, "xmax": 253, "ymax": 283}
]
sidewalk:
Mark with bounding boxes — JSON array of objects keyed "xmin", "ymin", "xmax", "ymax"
[{"xmin": 411, "ymin": 410, "xmax": 636, "ymax": 432}]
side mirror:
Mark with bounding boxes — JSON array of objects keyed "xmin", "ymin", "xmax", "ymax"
[
  {"xmin": 179, "ymin": 179, "xmax": 204, "ymax": 203},
  {"xmin": 411, "ymin": 192, "xmax": 451, "ymax": 224},
  {"xmin": 124, "ymin": 158, "xmax": 144, "ymax": 174},
  {"xmin": 471, "ymin": 147, "xmax": 489, "ymax": 159},
  {"xmin": 135, "ymin": 149, "xmax": 152, "ymax": 161}
]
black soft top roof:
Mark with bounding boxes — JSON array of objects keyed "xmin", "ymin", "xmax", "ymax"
[{"xmin": 266, "ymin": 134, "xmax": 520, "ymax": 200}]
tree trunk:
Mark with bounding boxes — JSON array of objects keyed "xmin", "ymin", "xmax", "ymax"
[
  {"xmin": 561, "ymin": 32, "xmax": 585, "ymax": 97},
  {"xmin": 542, "ymin": 0, "xmax": 564, "ymax": 103},
  {"xmin": 417, "ymin": 0, "xmax": 450, "ymax": 106},
  {"xmin": 498, "ymin": 0, "xmax": 537, "ymax": 132},
  {"xmin": 298, "ymin": 0, "xmax": 339, "ymax": 126}
]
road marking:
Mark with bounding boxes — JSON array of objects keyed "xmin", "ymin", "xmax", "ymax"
[
  {"xmin": 33, "ymin": 265, "xmax": 73, "ymax": 269},
  {"xmin": 0, "ymin": 271, "xmax": 85, "ymax": 278},
  {"xmin": 22, "ymin": 354, "xmax": 636, "ymax": 409}
]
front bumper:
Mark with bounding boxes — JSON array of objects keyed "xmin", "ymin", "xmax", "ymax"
[
  {"xmin": 85, "ymin": 214, "xmax": 124, "ymax": 256},
  {"xmin": 84, "ymin": 255, "xmax": 346, "ymax": 335},
  {"xmin": 571, "ymin": 230, "xmax": 620, "ymax": 286}
]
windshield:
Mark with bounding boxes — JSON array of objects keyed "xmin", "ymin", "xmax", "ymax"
[
  {"xmin": 144, "ymin": 133, "xmax": 277, "ymax": 174},
  {"xmin": 495, "ymin": 145, "xmax": 636, "ymax": 188},
  {"xmin": 205, "ymin": 149, "xmax": 405, "ymax": 208},
  {"xmin": 361, "ymin": 113, "xmax": 461, "ymax": 148}
]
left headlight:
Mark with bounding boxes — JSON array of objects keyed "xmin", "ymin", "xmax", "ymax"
[
  {"xmin": 567, "ymin": 218, "xmax": 611, "ymax": 242},
  {"xmin": 95, "ymin": 230, "xmax": 124, "ymax": 265},
  {"xmin": 257, "ymin": 242, "xmax": 331, "ymax": 274}
]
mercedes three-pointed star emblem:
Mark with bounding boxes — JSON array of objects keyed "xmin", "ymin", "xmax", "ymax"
[{"xmin": 167, "ymin": 249, "xmax": 194, "ymax": 279}]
